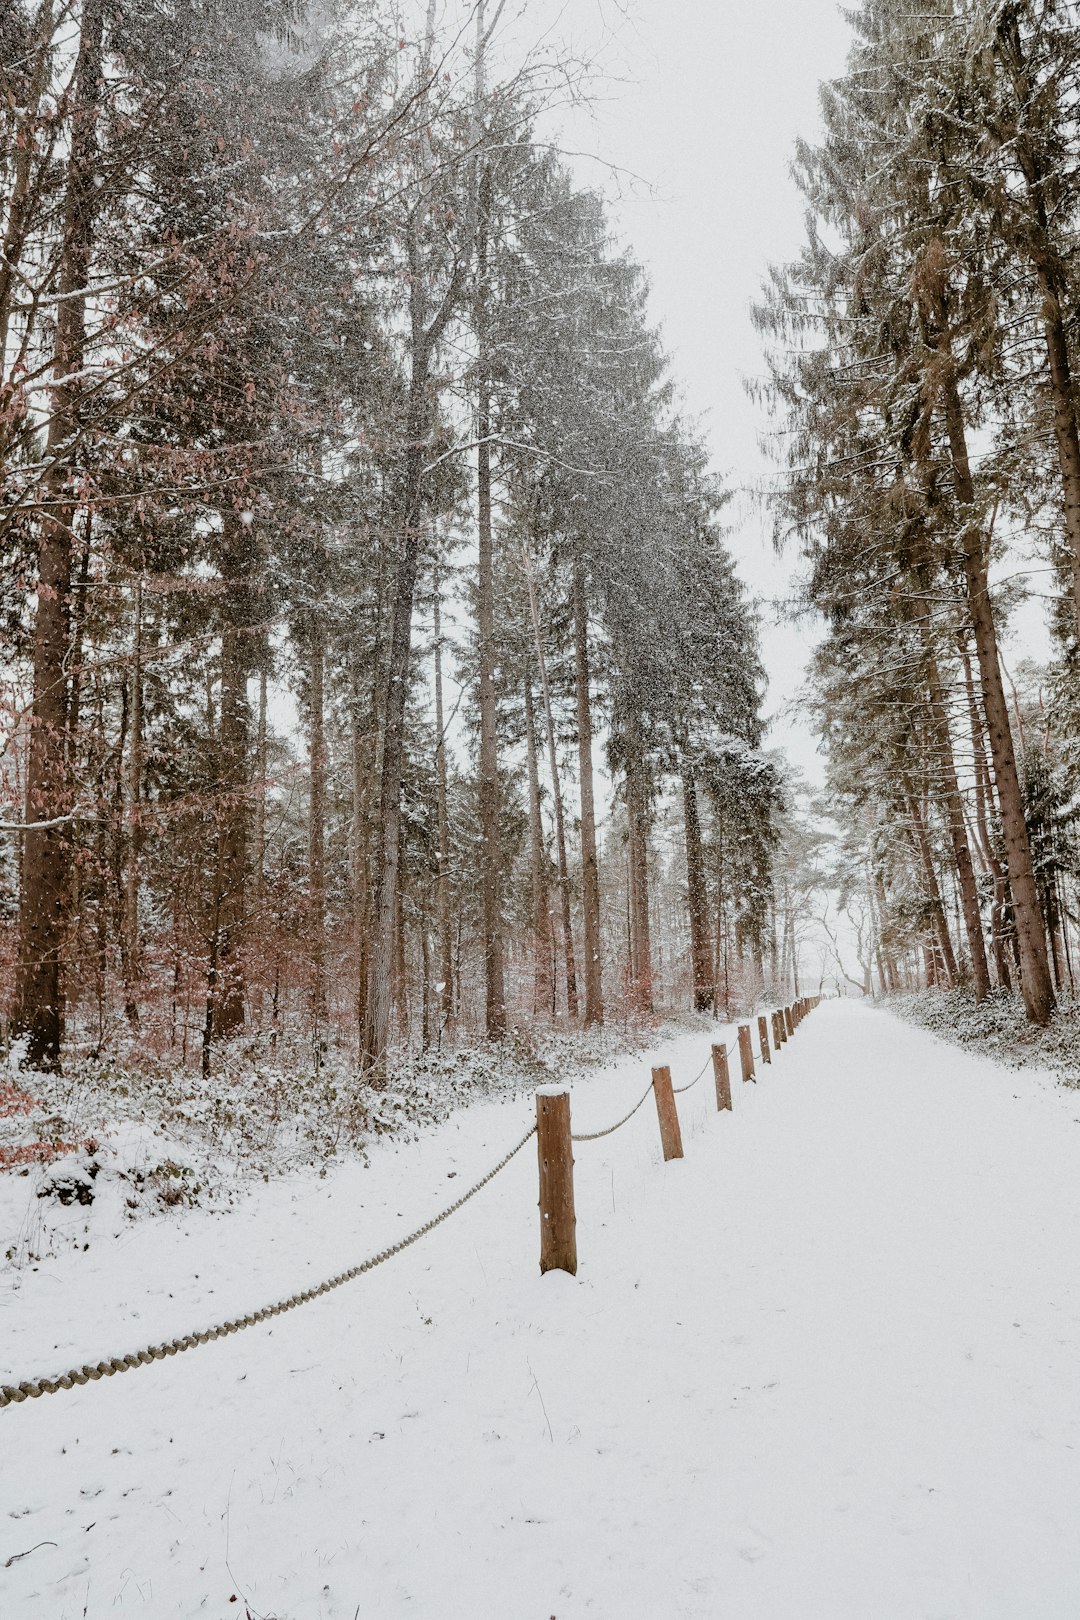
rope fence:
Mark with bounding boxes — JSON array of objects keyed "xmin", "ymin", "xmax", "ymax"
[
  {"xmin": 0, "ymin": 1123, "xmax": 538, "ymax": 1410},
  {"xmin": 1, "ymin": 996, "xmax": 824, "ymax": 1410},
  {"xmin": 538, "ymin": 996, "xmax": 823, "ymax": 1272}
]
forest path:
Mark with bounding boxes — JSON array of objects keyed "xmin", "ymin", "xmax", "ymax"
[{"xmin": 4, "ymin": 1000, "xmax": 1080, "ymax": 1618}]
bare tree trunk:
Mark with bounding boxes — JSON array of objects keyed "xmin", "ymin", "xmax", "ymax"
[
  {"xmin": 122, "ymin": 573, "xmax": 143, "ymax": 1026},
  {"xmin": 13, "ymin": 0, "xmax": 103, "ymax": 1071},
  {"xmin": 524, "ymin": 670, "xmax": 553, "ymax": 1019},
  {"xmin": 432, "ymin": 577, "xmax": 454, "ymax": 1035},
  {"xmin": 251, "ymin": 661, "xmax": 268, "ymax": 1026},
  {"xmin": 475, "ymin": 243, "xmax": 506, "ymax": 1038},
  {"xmin": 960, "ymin": 639, "xmax": 1013, "ymax": 991},
  {"xmin": 394, "ymin": 860, "xmax": 409, "ymax": 1043},
  {"xmin": 0, "ymin": 17, "xmax": 50, "ymax": 349},
  {"xmin": 210, "ymin": 588, "xmax": 250, "ymax": 1041},
  {"xmin": 681, "ymin": 765, "xmax": 713, "ymax": 1012},
  {"xmin": 350, "ymin": 678, "xmax": 370, "ymax": 1047},
  {"xmin": 364, "ymin": 369, "xmax": 430, "ymax": 1069},
  {"xmin": 919, "ymin": 623, "xmax": 991, "ymax": 999},
  {"xmin": 905, "ymin": 783, "xmax": 959, "ymax": 986},
  {"xmin": 523, "ymin": 546, "xmax": 578, "ymax": 1018},
  {"xmin": 872, "ymin": 863, "xmax": 899, "ymax": 992},
  {"xmin": 998, "ymin": 14, "xmax": 1080, "ymax": 637},
  {"xmin": 625, "ymin": 738, "xmax": 653, "ymax": 1014},
  {"xmin": 572, "ymin": 556, "xmax": 603, "ymax": 1025},
  {"xmin": 933, "ymin": 342, "xmax": 1055, "ymax": 1023},
  {"xmin": 308, "ymin": 618, "xmax": 327, "ymax": 1035},
  {"xmin": 364, "ymin": 6, "xmax": 479, "ymax": 1070}
]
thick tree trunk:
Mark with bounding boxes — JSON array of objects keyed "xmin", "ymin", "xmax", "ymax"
[
  {"xmin": 1034, "ymin": 259, "xmax": 1080, "ymax": 636},
  {"xmin": 476, "ymin": 366, "xmax": 506, "ymax": 1039},
  {"xmin": 364, "ymin": 371, "xmax": 430, "ymax": 1070},
  {"xmin": 572, "ymin": 556, "xmax": 603, "ymax": 1026},
  {"xmin": 905, "ymin": 783, "xmax": 959, "ymax": 986},
  {"xmin": 122, "ymin": 574, "xmax": 143, "ymax": 1026},
  {"xmin": 350, "ymin": 678, "xmax": 371, "ymax": 1047},
  {"xmin": 681, "ymin": 765, "xmax": 713, "ymax": 1012},
  {"xmin": 13, "ymin": 0, "xmax": 103, "ymax": 1070},
  {"xmin": 0, "ymin": 3, "xmax": 54, "ymax": 354},
  {"xmin": 625, "ymin": 739, "xmax": 653, "ymax": 1015},
  {"xmin": 432, "ymin": 578, "xmax": 454, "ymax": 1036},
  {"xmin": 936, "ymin": 361, "xmax": 1055, "ymax": 1023},
  {"xmin": 523, "ymin": 546, "xmax": 578, "ymax": 1018},
  {"xmin": 872, "ymin": 864, "xmax": 899, "ymax": 993},
  {"xmin": 210, "ymin": 616, "xmax": 249, "ymax": 1040},
  {"xmin": 524, "ymin": 671, "xmax": 554, "ymax": 1019},
  {"xmin": 997, "ymin": 15, "xmax": 1080, "ymax": 636},
  {"xmin": 960, "ymin": 639, "xmax": 1013, "ymax": 990},
  {"xmin": 919, "ymin": 626, "xmax": 991, "ymax": 999},
  {"xmin": 308, "ymin": 618, "xmax": 327, "ymax": 1032},
  {"xmin": 249, "ymin": 660, "xmax": 268, "ymax": 1027}
]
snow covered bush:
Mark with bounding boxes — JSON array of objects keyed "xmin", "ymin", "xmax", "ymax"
[{"xmin": 887, "ymin": 989, "xmax": 1080, "ymax": 1086}]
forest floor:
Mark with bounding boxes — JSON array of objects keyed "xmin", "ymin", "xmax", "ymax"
[{"xmin": 3, "ymin": 999, "xmax": 1080, "ymax": 1618}]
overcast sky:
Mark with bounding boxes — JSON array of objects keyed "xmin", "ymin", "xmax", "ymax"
[
  {"xmin": 513, "ymin": 0, "xmax": 1049, "ymax": 789},
  {"xmin": 525, "ymin": 0, "xmax": 855, "ymax": 785}
]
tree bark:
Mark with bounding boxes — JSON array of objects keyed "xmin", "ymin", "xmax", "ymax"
[
  {"xmin": 210, "ymin": 611, "xmax": 249, "ymax": 1041},
  {"xmin": 905, "ymin": 782, "xmax": 959, "ymax": 986},
  {"xmin": 475, "ymin": 258, "xmax": 506, "ymax": 1038},
  {"xmin": 308, "ymin": 616, "xmax": 327, "ymax": 1032},
  {"xmin": 681, "ymin": 765, "xmax": 713, "ymax": 1012},
  {"xmin": 432, "ymin": 575, "xmax": 454, "ymax": 1036},
  {"xmin": 523, "ymin": 546, "xmax": 578, "ymax": 1018},
  {"xmin": 122, "ymin": 573, "xmax": 143, "ymax": 1026},
  {"xmin": 13, "ymin": 0, "xmax": 103, "ymax": 1070},
  {"xmin": 919, "ymin": 622, "xmax": 991, "ymax": 998},
  {"xmin": 998, "ymin": 13, "xmax": 1080, "ymax": 636},
  {"xmin": 524, "ymin": 669, "xmax": 554, "ymax": 1019},
  {"xmin": 364, "ymin": 368, "xmax": 431, "ymax": 1069},
  {"xmin": 625, "ymin": 734, "xmax": 653, "ymax": 1014},
  {"xmin": 935, "ymin": 355, "xmax": 1055, "ymax": 1023},
  {"xmin": 572, "ymin": 556, "xmax": 603, "ymax": 1025}
]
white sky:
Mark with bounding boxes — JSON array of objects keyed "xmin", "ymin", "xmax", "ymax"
[
  {"xmin": 532, "ymin": 0, "xmax": 855, "ymax": 786},
  {"xmin": 526, "ymin": 0, "xmax": 1053, "ymax": 787}
]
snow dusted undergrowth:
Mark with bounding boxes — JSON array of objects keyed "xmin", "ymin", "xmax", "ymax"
[
  {"xmin": 888, "ymin": 986, "xmax": 1080, "ymax": 1086},
  {"xmin": 0, "ymin": 1019, "xmax": 678, "ymax": 1269},
  {"xmin": 3, "ymin": 1000, "xmax": 1080, "ymax": 1617}
]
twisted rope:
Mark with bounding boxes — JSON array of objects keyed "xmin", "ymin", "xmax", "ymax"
[
  {"xmin": 573, "ymin": 1037, "xmax": 735, "ymax": 1138},
  {"xmin": 672, "ymin": 1048, "xmax": 722, "ymax": 1094},
  {"xmin": 0, "ymin": 1124, "xmax": 537, "ymax": 1411},
  {"xmin": 570, "ymin": 1080, "xmax": 653, "ymax": 1143}
]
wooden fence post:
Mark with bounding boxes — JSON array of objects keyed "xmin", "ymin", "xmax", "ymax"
[
  {"xmin": 757, "ymin": 1014, "xmax": 771, "ymax": 1064},
  {"xmin": 737, "ymin": 1024, "xmax": 755, "ymax": 1083},
  {"xmin": 711, "ymin": 1043, "xmax": 732, "ymax": 1111},
  {"xmin": 536, "ymin": 1088, "xmax": 577, "ymax": 1276},
  {"xmin": 652, "ymin": 1065, "xmax": 684, "ymax": 1160},
  {"xmin": 785, "ymin": 1005, "xmax": 795, "ymax": 1038},
  {"xmin": 772, "ymin": 1009, "xmax": 784, "ymax": 1047}
]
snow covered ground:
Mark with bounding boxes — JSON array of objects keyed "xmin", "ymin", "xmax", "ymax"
[{"xmin": 3, "ymin": 999, "xmax": 1080, "ymax": 1618}]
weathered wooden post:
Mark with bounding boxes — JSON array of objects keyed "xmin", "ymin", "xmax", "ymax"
[
  {"xmin": 785, "ymin": 1005, "xmax": 795, "ymax": 1038},
  {"xmin": 757, "ymin": 1014, "xmax": 771, "ymax": 1064},
  {"xmin": 772, "ymin": 1009, "xmax": 784, "ymax": 1048},
  {"xmin": 711, "ymin": 1043, "xmax": 732, "ymax": 1111},
  {"xmin": 737, "ymin": 1024, "xmax": 755, "ymax": 1083},
  {"xmin": 652, "ymin": 1065, "xmax": 684, "ymax": 1160},
  {"xmin": 536, "ymin": 1088, "xmax": 577, "ymax": 1276}
]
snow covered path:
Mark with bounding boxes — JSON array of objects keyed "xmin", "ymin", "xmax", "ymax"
[{"xmin": 4, "ymin": 999, "xmax": 1080, "ymax": 1618}]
